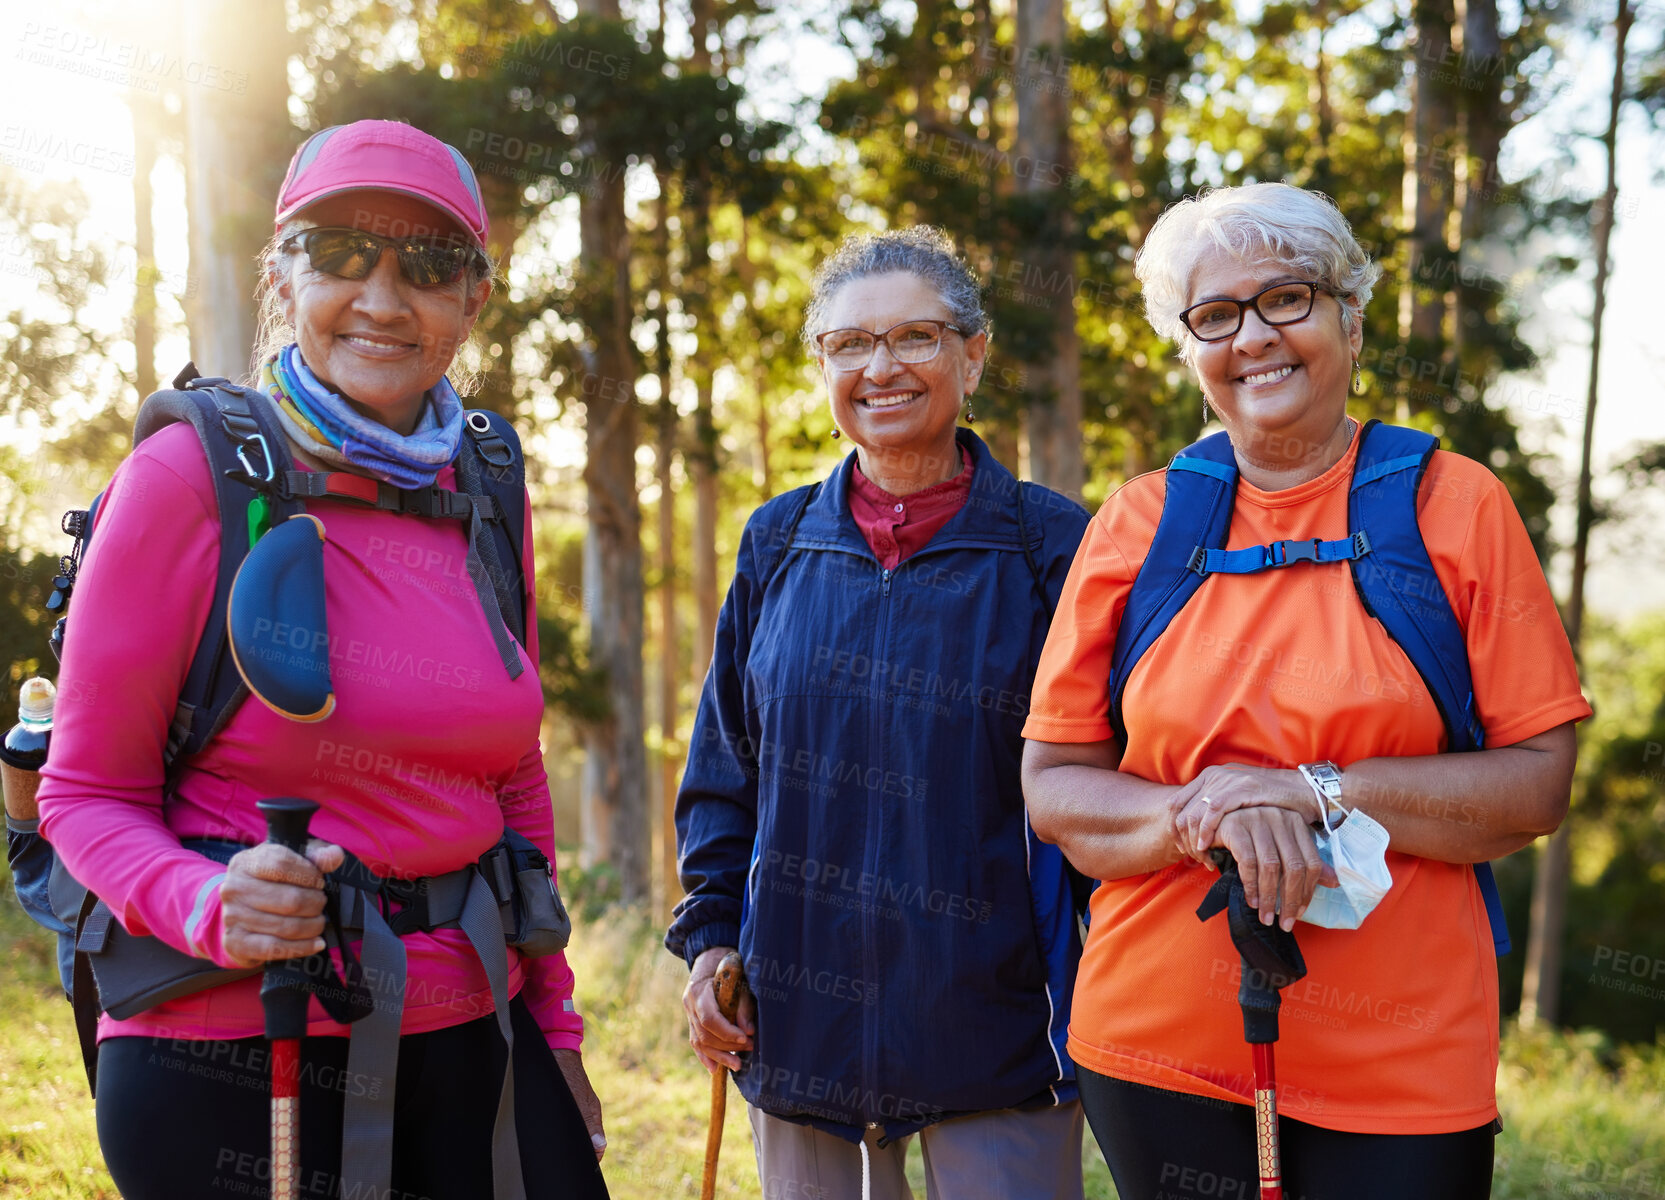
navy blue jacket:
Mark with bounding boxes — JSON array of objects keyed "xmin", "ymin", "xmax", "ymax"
[{"xmin": 666, "ymin": 429, "xmax": 1091, "ymax": 1141}]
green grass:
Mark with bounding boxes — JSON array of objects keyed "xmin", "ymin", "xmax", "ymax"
[
  {"xmin": 3, "ymin": 872, "xmax": 1662, "ymax": 1198},
  {"xmin": 0, "ymin": 868, "xmax": 115, "ymax": 1198}
]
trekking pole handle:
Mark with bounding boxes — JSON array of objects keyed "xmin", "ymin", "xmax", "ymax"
[
  {"xmin": 256, "ymin": 798, "xmax": 323, "ymax": 1044},
  {"xmin": 259, "ymin": 798, "xmax": 319, "ymax": 855}
]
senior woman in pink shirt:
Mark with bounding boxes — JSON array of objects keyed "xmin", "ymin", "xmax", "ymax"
[{"xmin": 36, "ymin": 120, "xmax": 607, "ymax": 1200}]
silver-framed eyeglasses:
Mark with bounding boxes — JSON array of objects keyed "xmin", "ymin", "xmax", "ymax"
[
  {"xmin": 815, "ymin": 320, "xmax": 965, "ymax": 371},
  {"xmin": 1180, "ymin": 281, "xmax": 1328, "ymax": 342}
]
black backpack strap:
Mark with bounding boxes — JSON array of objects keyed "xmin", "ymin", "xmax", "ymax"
[
  {"xmin": 755, "ymin": 484, "xmax": 817, "ymax": 590},
  {"xmin": 1015, "ymin": 482, "xmax": 1055, "ymax": 620},
  {"xmin": 130, "ymin": 376, "xmax": 302, "ymax": 769},
  {"xmin": 1017, "ymin": 480, "xmax": 1098, "ymax": 918},
  {"xmin": 277, "ymin": 472, "xmax": 485, "ymax": 519},
  {"xmin": 455, "ymin": 410, "xmax": 528, "ymax": 673},
  {"xmin": 70, "ymin": 888, "xmax": 101, "ymax": 1095}
]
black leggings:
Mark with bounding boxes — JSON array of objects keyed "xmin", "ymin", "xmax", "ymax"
[
  {"xmin": 95, "ymin": 996, "xmax": 610, "ymax": 1200},
  {"xmin": 1078, "ymin": 1066, "xmax": 1494, "ymax": 1200}
]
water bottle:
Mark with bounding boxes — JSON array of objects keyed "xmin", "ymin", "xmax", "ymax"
[{"xmin": 1, "ymin": 677, "xmax": 56, "ymax": 822}]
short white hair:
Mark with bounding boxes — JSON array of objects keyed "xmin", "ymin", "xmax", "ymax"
[{"xmin": 1136, "ymin": 183, "xmax": 1381, "ymax": 363}]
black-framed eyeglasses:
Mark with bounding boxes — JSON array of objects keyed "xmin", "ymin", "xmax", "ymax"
[
  {"xmin": 815, "ymin": 320, "xmax": 966, "ymax": 371},
  {"xmin": 1179, "ymin": 281, "xmax": 1328, "ymax": 342},
  {"xmin": 282, "ymin": 227, "xmax": 488, "ymax": 288}
]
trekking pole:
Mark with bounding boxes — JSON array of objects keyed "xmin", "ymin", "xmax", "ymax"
[
  {"xmin": 1196, "ymin": 849, "xmax": 1307, "ymax": 1200},
  {"xmin": 700, "ymin": 952, "xmax": 748, "ymax": 1200},
  {"xmin": 257, "ymin": 798, "xmax": 321, "ymax": 1200},
  {"xmin": 1251, "ymin": 1040, "xmax": 1280, "ymax": 1200}
]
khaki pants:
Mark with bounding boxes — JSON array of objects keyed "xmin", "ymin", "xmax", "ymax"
[{"xmin": 748, "ymin": 1099, "xmax": 1086, "ymax": 1200}]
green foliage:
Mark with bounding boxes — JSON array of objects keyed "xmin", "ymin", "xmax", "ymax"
[
  {"xmin": 1556, "ymin": 613, "xmax": 1665, "ymax": 1042},
  {"xmin": 539, "ymin": 606, "xmax": 611, "ymax": 724},
  {"xmin": 1495, "ymin": 1021, "xmax": 1665, "ymax": 1199},
  {"xmin": 0, "ymin": 171, "xmax": 113, "ymax": 424},
  {"xmin": 0, "ymin": 866, "xmax": 116, "ymax": 1198},
  {"xmin": 0, "ymin": 168, "xmax": 133, "ymax": 705},
  {"xmin": 809, "ymin": 0, "xmax": 1573, "ymax": 515},
  {"xmin": 0, "ymin": 544, "xmax": 56, "ymax": 698}
]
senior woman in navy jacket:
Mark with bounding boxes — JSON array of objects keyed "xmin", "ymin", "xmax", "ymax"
[{"xmin": 667, "ymin": 227, "xmax": 1090, "ymax": 1199}]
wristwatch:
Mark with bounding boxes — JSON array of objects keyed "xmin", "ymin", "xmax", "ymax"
[{"xmin": 1297, "ymin": 760, "xmax": 1346, "ymax": 824}]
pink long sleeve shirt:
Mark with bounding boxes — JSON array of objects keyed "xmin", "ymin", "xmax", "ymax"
[{"xmin": 37, "ymin": 421, "xmax": 583, "ymax": 1052}]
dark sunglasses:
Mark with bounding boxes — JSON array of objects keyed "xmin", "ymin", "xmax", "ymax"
[{"xmin": 283, "ymin": 226, "xmax": 488, "ymax": 288}]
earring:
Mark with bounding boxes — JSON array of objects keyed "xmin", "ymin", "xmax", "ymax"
[
  {"xmin": 831, "ymin": 426, "xmax": 841, "ymax": 439},
  {"xmin": 1353, "ymin": 361, "xmax": 1363, "ymax": 395},
  {"xmin": 964, "ymin": 395, "xmax": 976, "ymax": 425},
  {"xmin": 1202, "ymin": 396, "xmax": 1211, "ymax": 424}
]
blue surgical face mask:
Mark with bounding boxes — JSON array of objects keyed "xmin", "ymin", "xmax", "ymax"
[{"xmin": 1300, "ymin": 803, "xmax": 1393, "ymax": 930}]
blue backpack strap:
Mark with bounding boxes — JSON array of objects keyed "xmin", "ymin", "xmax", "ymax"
[
  {"xmin": 1107, "ymin": 431, "xmax": 1238, "ymax": 747},
  {"xmin": 1347, "ymin": 419, "xmax": 1507, "ymax": 953},
  {"xmin": 1347, "ymin": 421, "xmax": 1484, "ymax": 751}
]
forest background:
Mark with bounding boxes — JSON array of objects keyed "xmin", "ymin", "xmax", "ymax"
[{"xmin": 1, "ymin": 0, "xmax": 1663, "ymax": 1195}]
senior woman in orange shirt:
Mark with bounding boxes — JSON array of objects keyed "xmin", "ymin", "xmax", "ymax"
[{"xmin": 1021, "ymin": 182, "xmax": 1588, "ymax": 1199}]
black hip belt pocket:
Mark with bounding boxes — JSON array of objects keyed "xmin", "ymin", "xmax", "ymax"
[
  {"xmin": 482, "ymin": 827, "xmax": 572, "ymax": 957},
  {"xmin": 73, "ymin": 839, "xmax": 261, "ymax": 1020}
]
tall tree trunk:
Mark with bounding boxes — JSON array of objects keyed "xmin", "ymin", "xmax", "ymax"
[
  {"xmin": 131, "ymin": 96, "xmax": 159, "ymax": 402},
  {"xmin": 654, "ymin": 173, "xmax": 682, "ymax": 923},
  {"xmin": 733, "ymin": 215, "xmax": 774, "ymax": 498},
  {"xmin": 1399, "ymin": 0, "xmax": 1457, "ymax": 379},
  {"xmin": 1013, "ymin": 0, "xmax": 1084, "ymax": 498},
  {"xmin": 1309, "ymin": 1, "xmax": 1335, "ymax": 193},
  {"xmin": 970, "ymin": 0, "xmax": 1022, "ymax": 475},
  {"xmin": 576, "ymin": 0, "xmax": 648, "ymax": 905},
  {"xmin": 686, "ymin": 0, "xmax": 721, "ymax": 691},
  {"xmin": 1451, "ymin": 0, "xmax": 1503, "ymax": 372},
  {"xmin": 1519, "ymin": 0, "xmax": 1631, "ymax": 1028},
  {"xmin": 182, "ymin": 0, "xmax": 291, "ymax": 380}
]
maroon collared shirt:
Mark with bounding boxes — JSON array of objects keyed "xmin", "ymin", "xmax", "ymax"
[{"xmin": 848, "ymin": 447, "xmax": 976, "ymax": 569}]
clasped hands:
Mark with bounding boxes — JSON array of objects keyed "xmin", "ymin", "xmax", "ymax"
[{"xmin": 1167, "ymin": 764, "xmax": 1339, "ymax": 932}]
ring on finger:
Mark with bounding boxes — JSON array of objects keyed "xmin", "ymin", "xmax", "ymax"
[{"xmin": 1201, "ymin": 795, "xmax": 1213, "ymax": 806}]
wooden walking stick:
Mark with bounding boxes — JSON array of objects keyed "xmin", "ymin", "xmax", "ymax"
[{"xmin": 700, "ymin": 952, "xmax": 748, "ymax": 1200}]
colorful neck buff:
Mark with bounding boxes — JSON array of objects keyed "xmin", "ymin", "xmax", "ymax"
[{"xmin": 259, "ymin": 344, "xmax": 465, "ymax": 489}]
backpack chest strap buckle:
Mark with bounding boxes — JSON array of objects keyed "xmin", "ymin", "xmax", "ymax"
[{"xmin": 1192, "ymin": 530, "xmax": 1373, "ymax": 576}]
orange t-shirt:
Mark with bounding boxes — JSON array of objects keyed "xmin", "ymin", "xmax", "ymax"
[{"xmin": 1022, "ymin": 426, "xmax": 1591, "ymax": 1134}]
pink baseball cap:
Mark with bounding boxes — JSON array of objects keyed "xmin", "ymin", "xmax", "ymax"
[{"xmin": 275, "ymin": 120, "xmax": 489, "ymax": 246}]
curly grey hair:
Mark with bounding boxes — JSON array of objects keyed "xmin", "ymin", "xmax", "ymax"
[
  {"xmin": 248, "ymin": 219, "xmax": 497, "ymax": 393},
  {"xmin": 1136, "ymin": 183, "xmax": 1382, "ymax": 363},
  {"xmin": 802, "ymin": 226, "xmax": 988, "ymax": 354}
]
